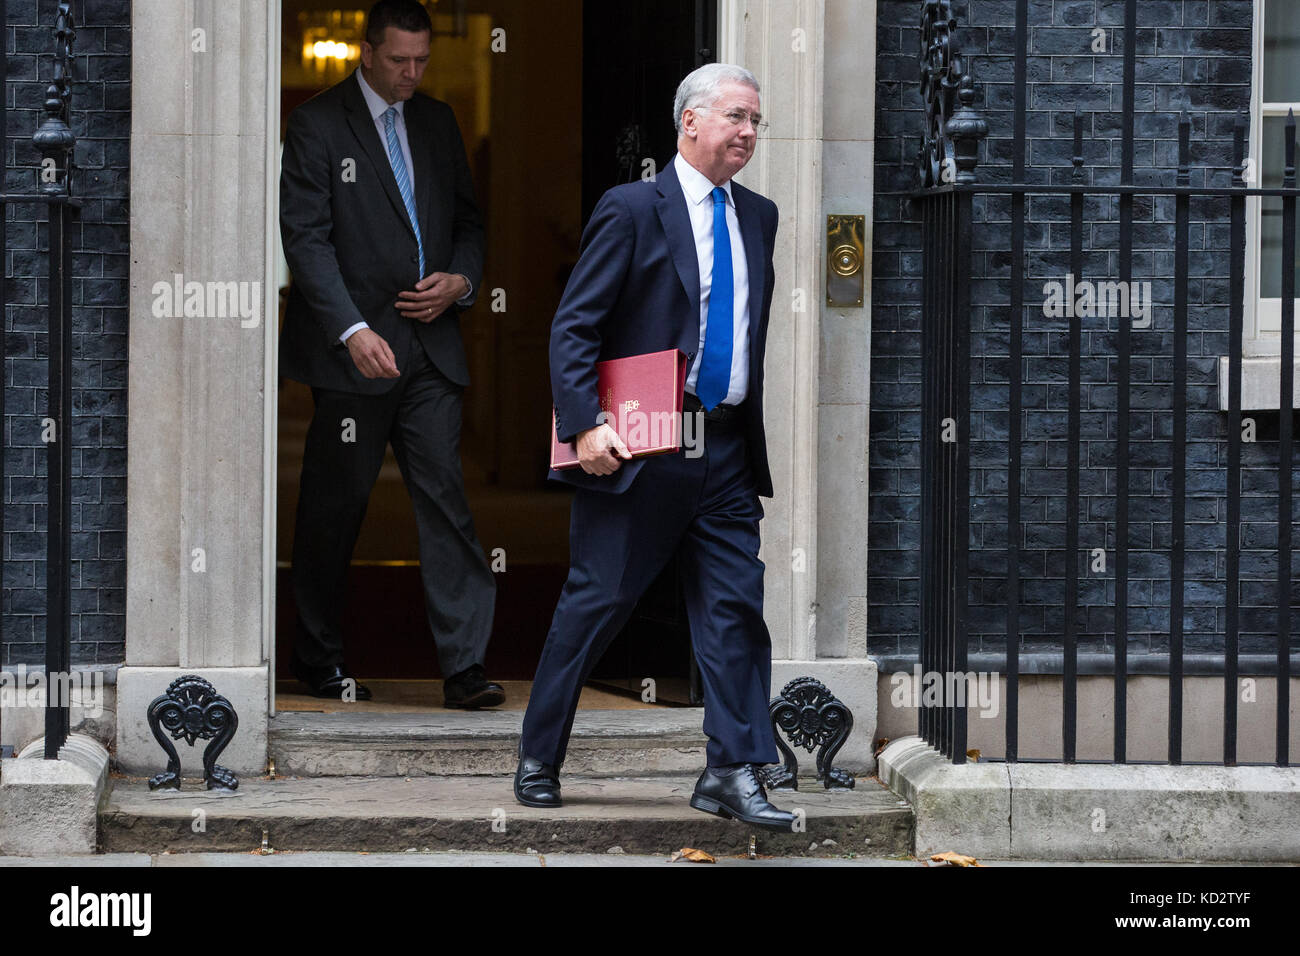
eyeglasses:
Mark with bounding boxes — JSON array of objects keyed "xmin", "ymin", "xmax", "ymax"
[{"xmin": 691, "ymin": 106, "xmax": 770, "ymax": 134}]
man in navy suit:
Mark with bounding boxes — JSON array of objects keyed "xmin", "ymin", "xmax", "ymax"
[{"xmin": 514, "ymin": 63, "xmax": 793, "ymax": 830}]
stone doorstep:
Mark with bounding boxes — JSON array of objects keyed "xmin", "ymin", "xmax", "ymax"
[
  {"xmin": 98, "ymin": 773, "xmax": 915, "ymax": 858},
  {"xmin": 269, "ymin": 709, "xmax": 711, "ymax": 777},
  {"xmin": 878, "ymin": 735, "xmax": 1300, "ymax": 863}
]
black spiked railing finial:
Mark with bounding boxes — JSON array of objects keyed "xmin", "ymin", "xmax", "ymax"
[
  {"xmin": 32, "ymin": 1, "xmax": 76, "ymax": 197},
  {"xmin": 1285, "ymin": 109, "xmax": 1296, "ymax": 188},
  {"xmin": 1177, "ymin": 112, "xmax": 1191, "ymax": 186},
  {"xmin": 946, "ymin": 73, "xmax": 987, "ymax": 185},
  {"xmin": 1232, "ymin": 111, "xmax": 1246, "ymax": 184},
  {"xmin": 1071, "ymin": 109, "xmax": 1084, "ymax": 183},
  {"xmin": 919, "ymin": 0, "xmax": 986, "ymax": 187}
]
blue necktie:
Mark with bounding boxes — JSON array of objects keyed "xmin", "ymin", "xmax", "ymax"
[
  {"xmin": 383, "ymin": 106, "xmax": 425, "ymax": 279},
  {"xmin": 696, "ymin": 186, "xmax": 733, "ymax": 411}
]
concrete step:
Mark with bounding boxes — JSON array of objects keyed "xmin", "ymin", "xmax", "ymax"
[
  {"xmin": 98, "ymin": 774, "xmax": 915, "ymax": 857},
  {"xmin": 268, "ymin": 710, "xmax": 709, "ymax": 777}
]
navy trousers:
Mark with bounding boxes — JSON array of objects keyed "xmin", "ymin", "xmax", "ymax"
[{"xmin": 520, "ymin": 416, "xmax": 780, "ymax": 769}]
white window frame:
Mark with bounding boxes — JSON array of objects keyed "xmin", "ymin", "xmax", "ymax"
[{"xmin": 1228, "ymin": 0, "xmax": 1300, "ymax": 408}]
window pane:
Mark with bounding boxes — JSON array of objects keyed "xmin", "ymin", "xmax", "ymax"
[
  {"xmin": 1266, "ymin": 0, "xmax": 1300, "ymax": 101},
  {"xmin": 1259, "ymin": 116, "xmax": 1300, "ymax": 299}
]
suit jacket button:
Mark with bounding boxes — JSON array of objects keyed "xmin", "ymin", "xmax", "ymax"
[{"xmin": 410, "ymin": 256, "xmax": 418, "ymax": 263}]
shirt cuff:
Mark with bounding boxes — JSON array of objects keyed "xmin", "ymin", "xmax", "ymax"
[
  {"xmin": 455, "ymin": 274, "xmax": 473, "ymax": 306},
  {"xmin": 339, "ymin": 321, "xmax": 369, "ymax": 343}
]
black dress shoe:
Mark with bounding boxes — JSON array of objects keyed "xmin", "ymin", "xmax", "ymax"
[
  {"xmin": 690, "ymin": 764, "xmax": 795, "ymax": 831},
  {"xmin": 443, "ymin": 663, "xmax": 505, "ymax": 709},
  {"xmin": 514, "ymin": 755, "xmax": 562, "ymax": 808},
  {"xmin": 291, "ymin": 657, "xmax": 372, "ymax": 701}
]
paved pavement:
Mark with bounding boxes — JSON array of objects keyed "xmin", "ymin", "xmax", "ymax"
[{"xmin": 0, "ymin": 851, "xmax": 1280, "ymax": 866}]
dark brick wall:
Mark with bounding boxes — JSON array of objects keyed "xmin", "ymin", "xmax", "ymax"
[
  {"xmin": 871, "ymin": 0, "xmax": 1300, "ymax": 665},
  {"xmin": 3, "ymin": 0, "xmax": 130, "ymax": 667}
]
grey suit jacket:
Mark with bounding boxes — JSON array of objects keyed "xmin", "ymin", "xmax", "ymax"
[{"xmin": 279, "ymin": 70, "xmax": 485, "ymax": 393}]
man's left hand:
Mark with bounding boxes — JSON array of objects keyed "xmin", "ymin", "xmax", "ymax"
[{"xmin": 396, "ymin": 272, "xmax": 470, "ymax": 323}]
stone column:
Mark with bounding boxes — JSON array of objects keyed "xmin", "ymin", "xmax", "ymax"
[
  {"xmin": 721, "ymin": 0, "xmax": 878, "ymax": 769},
  {"xmin": 117, "ymin": 0, "xmax": 276, "ymax": 775}
]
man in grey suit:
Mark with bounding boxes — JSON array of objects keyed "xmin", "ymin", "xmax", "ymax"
[{"xmin": 279, "ymin": 0, "xmax": 503, "ymax": 708}]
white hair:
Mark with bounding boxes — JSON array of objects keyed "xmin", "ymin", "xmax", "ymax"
[{"xmin": 672, "ymin": 63, "xmax": 760, "ymax": 135}]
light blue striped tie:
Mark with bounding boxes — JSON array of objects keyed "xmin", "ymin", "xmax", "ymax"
[{"xmin": 383, "ymin": 106, "xmax": 425, "ymax": 279}]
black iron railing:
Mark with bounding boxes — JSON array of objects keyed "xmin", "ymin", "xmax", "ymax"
[
  {"xmin": 2, "ymin": 2, "xmax": 79, "ymax": 759},
  {"xmin": 912, "ymin": 0, "xmax": 1295, "ymax": 767}
]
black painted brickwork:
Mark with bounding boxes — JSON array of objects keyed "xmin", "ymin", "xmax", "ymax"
[
  {"xmin": 3, "ymin": 0, "xmax": 130, "ymax": 667},
  {"xmin": 871, "ymin": 0, "xmax": 1300, "ymax": 663}
]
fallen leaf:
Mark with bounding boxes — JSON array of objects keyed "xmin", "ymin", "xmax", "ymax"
[
  {"xmin": 930, "ymin": 851, "xmax": 983, "ymax": 867},
  {"xmin": 873, "ymin": 737, "xmax": 891, "ymax": 758},
  {"xmin": 669, "ymin": 847, "xmax": 716, "ymax": 863}
]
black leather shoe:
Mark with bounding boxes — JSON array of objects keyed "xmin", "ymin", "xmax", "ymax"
[
  {"xmin": 443, "ymin": 663, "xmax": 505, "ymax": 709},
  {"xmin": 514, "ymin": 755, "xmax": 562, "ymax": 808},
  {"xmin": 690, "ymin": 764, "xmax": 795, "ymax": 831},
  {"xmin": 291, "ymin": 657, "xmax": 372, "ymax": 701}
]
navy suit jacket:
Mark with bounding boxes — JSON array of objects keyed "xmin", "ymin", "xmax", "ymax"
[{"xmin": 548, "ymin": 156, "xmax": 778, "ymax": 497}]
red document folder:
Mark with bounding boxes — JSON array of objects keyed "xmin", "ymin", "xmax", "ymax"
[{"xmin": 550, "ymin": 349, "xmax": 689, "ymax": 470}]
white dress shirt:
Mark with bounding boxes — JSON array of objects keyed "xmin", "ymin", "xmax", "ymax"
[
  {"xmin": 358, "ymin": 67, "xmax": 416, "ymax": 194},
  {"xmin": 340, "ymin": 70, "xmax": 472, "ymax": 343},
  {"xmin": 674, "ymin": 151, "xmax": 750, "ymax": 406}
]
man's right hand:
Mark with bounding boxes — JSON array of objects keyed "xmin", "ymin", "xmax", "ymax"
[
  {"xmin": 346, "ymin": 328, "xmax": 400, "ymax": 379},
  {"xmin": 576, "ymin": 423, "xmax": 632, "ymax": 476}
]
